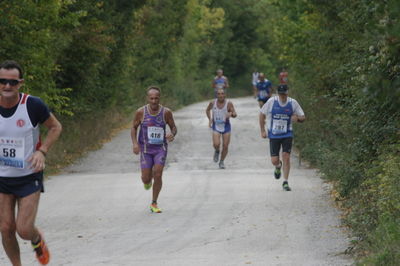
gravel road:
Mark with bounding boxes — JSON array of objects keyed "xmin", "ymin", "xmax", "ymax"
[{"xmin": 7, "ymin": 97, "xmax": 352, "ymax": 266}]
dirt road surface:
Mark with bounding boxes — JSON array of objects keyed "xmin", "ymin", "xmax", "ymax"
[{"xmin": 7, "ymin": 97, "xmax": 352, "ymax": 266}]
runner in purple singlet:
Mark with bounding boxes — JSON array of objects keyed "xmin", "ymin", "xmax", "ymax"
[{"xmin": 131, "ymin": 86, "xmax": 177, "ymax": 213}]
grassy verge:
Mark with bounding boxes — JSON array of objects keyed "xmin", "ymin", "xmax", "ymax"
[
  {"xmin": 295, "ymin": 126, "xmax": 400, "ymax": 265},
  {"xmin": 45, "ymin": 107, "xmax": 134, "ymax": 176}
]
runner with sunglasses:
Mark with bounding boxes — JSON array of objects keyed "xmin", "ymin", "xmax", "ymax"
[
  {"xmin": 131, "ymin": 86, "xmax": 177, "ymax": 213},
  {"xmin": 0, "ymin": 60, "xmax": 62, "ymax": 265}
]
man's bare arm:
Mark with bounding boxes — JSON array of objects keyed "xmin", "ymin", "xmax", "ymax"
[
  {"xmin": 131, "ymin": 108, "xmax": 143, "ymax": 154},
  {"xmin": 165, "ymin": 108, "xmax": 177, "ymax": 142}
]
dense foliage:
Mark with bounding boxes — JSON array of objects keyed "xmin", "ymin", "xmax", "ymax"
[
  {"xmin": 1, "ymin": 0, "xmax": 399, "ymax": 264},
  {"xmin": 255, "ymin": 0, "xmax": 400, "ymax": 264}
]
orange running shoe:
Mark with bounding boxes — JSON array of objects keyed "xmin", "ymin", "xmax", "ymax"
[
  {"xmin": 150, "ymin": 203, "xmax": 162, "ymax": 213},
  {"xmin": 32, "ymin": 232, "xmax": 50, "ymax": 265}
]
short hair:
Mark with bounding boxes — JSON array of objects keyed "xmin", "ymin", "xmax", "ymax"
[
  {"xmin": 146, "ymin": 86, "xmax": 161, "ymax": 95},
  {"xmin": 217, "ymin": 69, "xmax": 223, "ymax": 73},
  {"xmin": 0, "ymin": 60, "xmax": 24, "ymax": 78},
  {"xmin": 216, "ymin": 88, "xmax": 225, "ymax": 94}
]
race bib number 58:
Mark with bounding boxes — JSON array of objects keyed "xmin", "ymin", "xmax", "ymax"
[{"xmin": 0, "ymin": 137, "xmax": 25, "ymax": 168}]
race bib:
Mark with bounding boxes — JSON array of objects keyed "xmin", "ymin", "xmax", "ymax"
[
  {"xmin": 0, "ymin": 137, "xmax": 25, "ymax": 169},
  {"xmin": 259, "ymin": 90, "xmax": 268, "ymax": 99},
  {"xmin": 215, "ymin": 119, "xmax": 226, "ymax": 132},
  {"xmin": 216, "ymin": 83, "xmax": 225, "ymax": 89},
  {"xmin": 147, "ymin": 126, "xmax": 164, "ymax": 144},
  {"xmin": 272, "ymin": 119, "xmax": 288, "ymax": 135}
]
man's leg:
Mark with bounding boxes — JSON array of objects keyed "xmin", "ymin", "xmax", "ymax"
[
  {"xmin": 140, "ymin": 152, "xmax": 153, "ymax": 189},
  {"xmin": 0, "ymin": 193, "xmax": 21, "ymax": 266},
  {"xmin": 269, "ymin": 138, "xmax": 283, "ymax": 179},
  {"xmin": 281, "ymin": 137, "xmax": 293, "ymax": 181},
  {"xmin": 271, "ymin": 156, "xmax": 281, "ymax": 167},
  {"xmin": 269, "ymin": 138, "xmax": 282, "ymax": 167},
  {"xmin": 152, "ymin": 164, "xmax": 165, "ymax": 204},
  {"xmin": 149, "ymin": 149, "xmax": 167, "ymax": 213},
  {"xmin": 212, "ymin": 131, "xmax": 221, "ymax": 162},
  {"xmin": 15, "ymin": 191, "xmax": 40, "ymax": 242},
  {"xmin": 282, "ymin": 152, "xmax": 291, "ymax": 181},
  {"xmin": 219, "ymin": 132, "xmax": 231, "ymax": 169},
  {"xmin": 220, "ymin": 132, "xmax": 231, "ymax": 161},
  {"xmin": 17, "ymin": 190, "xmax": 51, "ymax": 264},
  {"xmin": 141, "ymin": 168, "xmax": 152, "ymax": 186},
  {"xmin": 281, "ymin": 138, "xmax": 293, "ymax": 191}
]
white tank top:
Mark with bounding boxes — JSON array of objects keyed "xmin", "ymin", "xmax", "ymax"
[
  {"xmin": 212, "ymin": 99, "xmax": 229, "ymax": 132},
  {"xmin": 0, "ymin": 94, "xmax": 40, "ymax": 177}
]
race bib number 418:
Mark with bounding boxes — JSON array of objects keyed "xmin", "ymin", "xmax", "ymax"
[
  {"xmin": 148, "ymin": 127, "xmax": 164, "ymax": 144},
  {"xmin": 0, "ymin": 137, "xmax": 25, "ymax": 168}
]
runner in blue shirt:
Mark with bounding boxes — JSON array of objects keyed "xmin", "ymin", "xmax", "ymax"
[
  {"xmin": 212, "ymin": 69, "xmax": 229, "ymax": 97},
  {"xmin": 259, "ymin": 84, "xmax": 305, "ymax": 191},
  {"xmin": 254, "ymin": 73, "xmax": 272, "ymax": 108}
]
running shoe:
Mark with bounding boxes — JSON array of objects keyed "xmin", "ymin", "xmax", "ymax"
[
  {"xmin": 150, "ymin": 203, "xmax": 162, "ymax": 213},
  {"xmin": 144, "ymin": 181, "xmax": 152, "ymax": 190},
  {"xmin": 32, "ymin": 232, "xmax": 50, "ymax": 265},
  {"xmin": 219, "ymin": 160, "xmax": 225, "ymax": 169},
  {"xmin": 274, "ymin": 161, "xmax": 282, "ymax": 179},
  {"xmin": 213, "ymin": 150, "xmax": 220, "ymax": 162},
  {"xmin": 282, "ymin": 181, "xmax": 291, "ymax": 191}
]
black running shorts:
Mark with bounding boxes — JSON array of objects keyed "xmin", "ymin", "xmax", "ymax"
[
  {"xmin": 0, "ymin": 172, "xmax": 44, "ymax": 198},
  {"xmin": 269, "ymin": 137, "xmax": 293, "ymax": 157}
]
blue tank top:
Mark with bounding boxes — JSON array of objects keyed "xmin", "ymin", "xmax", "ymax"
[
  {"xmin": 138, "ymin": 105, "xmax": 167, "ymax": 149},
  {"xmin": 256, "ymin": 80, "xmax": 272, "ymax": 100},
  {"xmin": 268, "ymin": 98, "xmax": 293, "ymax": 139},
  {"xmin": 214, "ymin": 76, "xmax": 226, "ymax": 88}
]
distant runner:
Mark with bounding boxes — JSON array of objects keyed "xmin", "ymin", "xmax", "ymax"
[
  {"xmin": 279, "ymin": 68, "xmax": 289, "ymax": 85},
  {"xmin": 212, "ymin": 69, "xmax": 229, "ymax": 97},
  {"xmin": 0, "ymin": 60, "xmax": 62, "ymax": 265},
  {"xmin": 131, "ymin": 86, "xmax": 177, "ymax": 213},
  {"xmin": 254, "ymin": 73, "xmax": 272, "ymax": 108},
  {"xmin": 206, "ymin": 88, "xmax": 237, "ymax": 169},
  {"xmin": 251, "ymin": 70, "xmax": 259, "ymax": 93},
  {"xmin": 259, "ymin": 84, "xmax": 305, "ymax": 191}
]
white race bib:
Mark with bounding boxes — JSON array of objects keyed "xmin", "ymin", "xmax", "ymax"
[
  {"xmin": 259, "ymin": 90, "xmax": 268, "ymax": 98},
  {"xmin": 272, "ymin": 119, "xmax": 288, "ymax": 135},
  {"xmin": 147, "ymin": 126, "xmax": 164, "ymax": 144},
  {"xmin": 0, "ymin": 137, "xmax": 25, "ymax": 169},
  {"xmin": 215, "ymin": 119, "xmax": 226, "ymax": 132}
]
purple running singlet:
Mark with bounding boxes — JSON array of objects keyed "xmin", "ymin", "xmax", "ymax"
[{"xmin": 138, "ymin": 105, "xmax": 168, "ymax": 168}]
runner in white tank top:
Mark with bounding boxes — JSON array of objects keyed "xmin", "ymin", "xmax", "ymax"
[
  {"xmin": 206, "ymin": 88, "xmax": 237, "ymax": 169},
  {"xmin": 0, "ymin": 93, "xmax": 40, "ymax": 176},
  {"xmin": 0, "ymin": 60, "xmax": 62, "ymax": 266},
  {"xmin": 212, "ymin": 98, "xmax": 231, "ymax": 134}
]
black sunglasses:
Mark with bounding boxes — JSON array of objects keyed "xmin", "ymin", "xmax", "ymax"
[{"xmin": 0, "ymin": 79, "xmax": 21, "ymax": 86}]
